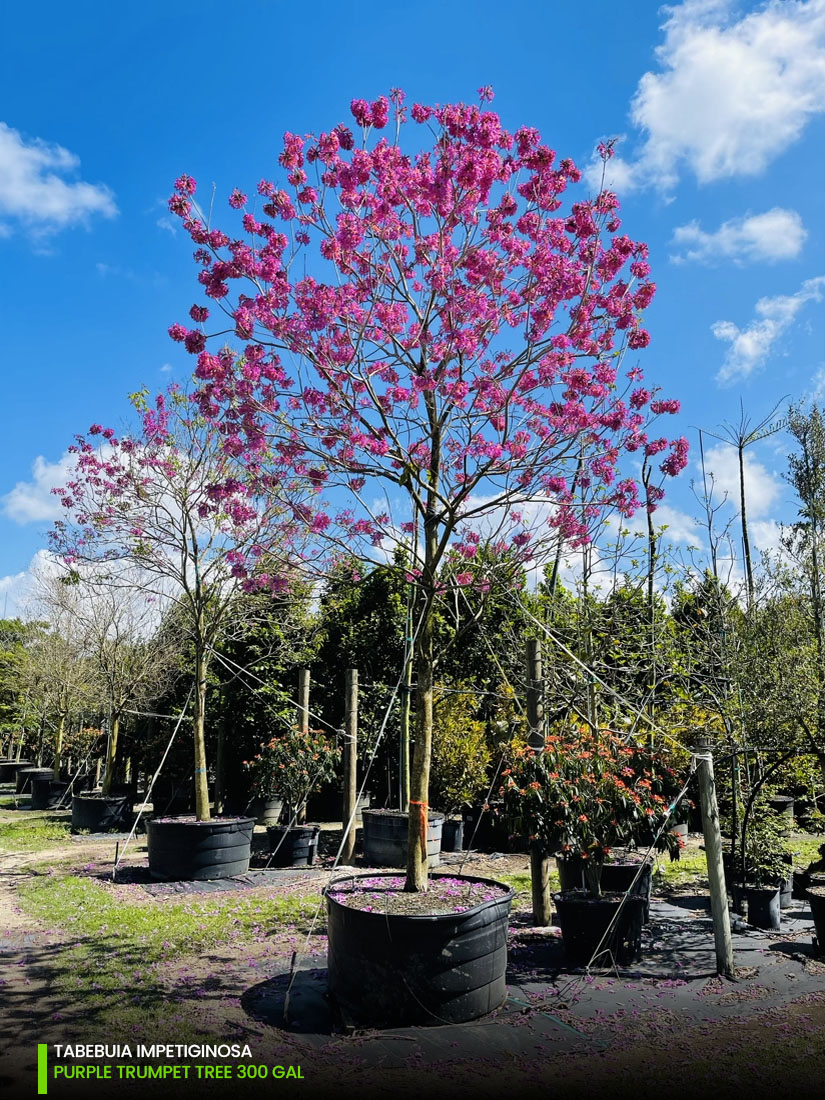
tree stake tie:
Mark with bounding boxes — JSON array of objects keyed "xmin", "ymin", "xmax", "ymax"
[{"xmin": 409, "ymin": 799, "xmax": 428, "ymax": 852}]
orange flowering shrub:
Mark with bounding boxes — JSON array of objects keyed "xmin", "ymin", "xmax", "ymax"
[
  {"xmin": 246, "ymin": 727, "xmax": 340, "ymax": 816},
  {"xmin": 499, "ymin": 726, "xmax": 683, "ymax": 870}
]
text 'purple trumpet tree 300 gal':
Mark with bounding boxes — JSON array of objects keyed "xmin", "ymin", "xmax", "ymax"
[{"xmin": 167, "ymin": 88, "xmax": 688, "ymax": 890}]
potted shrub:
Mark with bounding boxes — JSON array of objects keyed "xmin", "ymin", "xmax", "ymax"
[
  {"xmin": 500, "ymin": 725, "xmax": 683, "ymax": 965},
  {"xmin": 430, "ymin": 688, "xmax": 492, "ymax": 853},
  {"xmin": 741, "ymin": 810, "xmax": 793, "ymax": 931},
  {"xmin": 248, "ymin": 727, "xmax": 340, "ymax": 867}
]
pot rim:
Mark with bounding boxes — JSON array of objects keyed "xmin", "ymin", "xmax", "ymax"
[
  {"xmin": 147, "ymin": 814, "xmax": 255, "ymax": 827},
  {"xmin": 324, "ymin": 870, "xmax": 514, "ymax": 923}
]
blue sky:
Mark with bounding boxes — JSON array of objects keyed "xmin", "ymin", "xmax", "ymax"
[{"xmin": 1, "ymin": 0, "xmax": 823, "ymax": 615}]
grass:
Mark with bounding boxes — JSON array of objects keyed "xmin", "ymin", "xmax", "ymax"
[
  {"xmin": 0, "ymin": 812, "xmax": 73, "ymax": 852},
  {"xmin": 19, "ymin": 873, "xmax": 323, "ymax": 960},
  {"xmin": 13, "ymin": 869, "xmax": 327, "ymax": 1044}
]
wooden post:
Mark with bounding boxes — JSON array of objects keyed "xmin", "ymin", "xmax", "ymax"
[
  {"xmin": 298, "ymin": 669, "xmax": 310, "ymax": 735},
  {"xmin": 297, "ymin": 669, "xmax": 310, "ymax": 823},
  {"xmin": 693, "ymin": 736, "xmax": 735, "ymax": 979},
  {"xmin": 526, "ymin": 639, "xmax": 552, "ymax": 925},
  {"xmin": 342, "ymin": 669, "xmax": 358, "ymax": 864}
]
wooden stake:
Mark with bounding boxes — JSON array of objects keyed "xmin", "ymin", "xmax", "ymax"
[
  {"xmin": 297, "ymin": 669, "xmax": 310, "ymax": 823},
  {"xmin": 526, "ymin": 639, "xmax": 552, "ymax": 926},
  {"xmin": 342, "ymin": 669, "xmax": 358, "ymax": 865},
  {"xmin": 693, "ymin": 736, "xmax": 735, "ymax": 978},
  {"xmin": 298, "ymin": 669, "xmax": 310, "ymax": 734}
]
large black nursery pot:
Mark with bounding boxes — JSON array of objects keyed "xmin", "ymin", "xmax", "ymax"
[
  {"xmin": 266, "ymin": 823, "xmax": 320, "ymax": 867},
  {"xmin": 554, "ymin": 890, "xmax": 646, "ymax": 967},
  {"xmin": 30, "ymin": 778, "xmax": 69, "ymax": 811},
  {"xmin": 147, "ymin": 816, "xmax": 254, "ymax": 881},
  {"xmin": 440, "ymin": 817, "xmax": 464, "ymax": 852},
  {"xmin": 600, "ymin": 860, "xmax": 653, "ymax": 924},
  {"xmin": 361, "ymin": 808, "xmax": 444, "ymax": 867},
  {"xmin": 325, "ymin": 872, "xmax": 514, "ymax": 1027},
  {"xmin": 71, "ymin": 792, "xmax": 133, "ymax": 833},
  {"xmin": 248, "ymin": 796, "xmax": 284, "ymax": 827},
  {"xmin": 767, "ymin": 795, "xmax": 794, "ymax": 833},
  {"xmin": 2, "ymin": 760, "xmax": 33, "ymax": 785},
  {"xmin": 307, "ymin": 783, "xmax": 372, "ymax": 824},
  {"xmin": 16, "ymin": 767, "xmax": 54, "ymax": 795}
]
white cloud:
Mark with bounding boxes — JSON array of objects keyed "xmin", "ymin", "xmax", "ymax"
[
  {"xmin": 749, "ymin": 517, "xmax": 782, "ymax": 554},
  {"xmin": 647, "ymin": 504, "xmax": 703, "ymax": 545},
  {"xmin": 713, "ymin": 275, "xmax": 825, "ymax": 382},
  {"xmin": 670, "ymin": 208, "xmax": 807, "ymax": 264},
  {"xmin": 1, "ymin": 452, "xmax": 77, "ymax": 524},
  {"xmin": 811, "ymin": 366, "xmax": 825, "ymax": 400},
  {"xmin": 592, "ymin": 0, "xmax": 825, "ymax": 195},
  {"xmin": 701, "ymin": 442, "xmax": 782, "ymax": 518},
  {"xmin": 0, "ymin": 123, "xmax": 117, "ymax": 237},
  {"xmin": 584, "ymin": 145, "xmax": 642, "ymax": 195},
  {"xmin": 0, "ymin": 550, "xmax": 60, "ymax": 620}
]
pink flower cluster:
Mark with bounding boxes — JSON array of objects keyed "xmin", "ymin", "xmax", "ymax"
[{"xmin": 162, "ymin": 90, "xmax": 687, "ymax": 573}]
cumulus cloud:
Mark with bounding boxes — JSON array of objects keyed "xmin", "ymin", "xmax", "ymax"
[
  {"xmin": 0, "ymin": 550, "xmax": 58, "ymax": 620},
  {"xmin": 644, "ymin": 504, "xmax": 703, "ymax": 545},
  {"xmin": 713, "ymin": 275, "xmax": 825, "ymax": 383},
  {"xmin": 0, "ymin": 122, "xmax": 117, "ymax": 237},
  {"xmin": 670, "ymin": 208, "xmax": 807, "ymax": 264},
  {"xmin": 586, "ymin": 0, "xmax": 825, "ymax": 195},
  {"xmin": 1, "ymin": 452, "xmax": 77, "ymax": 524},
  {"xmin": 701, "ymin": 442, "xmax": 782, "ymax": 518}
]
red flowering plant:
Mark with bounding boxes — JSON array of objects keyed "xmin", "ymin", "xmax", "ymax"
[
  {"xmin": 499, "ymin": 725, "xmax": 683, "ymax": 896},
  {"xmin": 246, "ymin": 727, "xmax": 340, "ymax": 823}
]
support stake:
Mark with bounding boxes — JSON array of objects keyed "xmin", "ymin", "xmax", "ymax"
[
  {"xmin": 693, "ymin": 735, "xmax": 736, "ymax": 979},
  {"xmin": 526, "ymin": 639, "xmax": 552, "ymax": 926},
  {"xmin": 342, "ymin": 669, "xmax": 358, "ymax": 865}
]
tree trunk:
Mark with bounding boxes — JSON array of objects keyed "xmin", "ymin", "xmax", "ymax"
[
  {"xmin": 193, "ymin": 637, "xmax": 211, "ymax": 821},
  {"xmin": 102, "ymin": 713, "xmax": 120, "ymax": 796},
  {"xmin": 739, "ymin": 442, "xmax": 754, "ymax": 611},
  {"xmin": 406, "ymin": 600, "xmax": 433, "ymax": 892},
  {"xmin": 406, "ymin": 493, "xmax": 440, "ymax": 894}
]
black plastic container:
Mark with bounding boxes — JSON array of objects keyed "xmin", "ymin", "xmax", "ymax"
[
  {"xmin": 16, "ymin": 767, "xmax": 54, "ymax": 795},
  {"xmin": 266, "ymin": 823, "xmax": 320, "ymax": 867},
  {"xmin": 147, "ymin": 816, "xmax": 254, "ymax": 880},
  {"xmin": 745, "ymin": 884, "xmax": 781, "ymax": 930},
  {"xmin": 556, "ymin": 855, "xmax": 585, "ymax": 892},
  {"xmin": 2, "ymin": 760, "xmax": 33, "ymax": 784},
  {"xmin": 71, "ymin": 793, "xmax": 132, "ymax": 833},
  {"xmin": 809, "ymin": 888, "xmax": 825, "ymax": 954},
  {"xmin": 325, "ymin": 872, "xmax": 514, "ymax": 1027},
  {"xmin": 441, "ymin": 818, "xmax": 464, "ymax": 852},
  {"xmin": 600, "ymin": 861, "xmax": 653, "ymax": 923},
  {"xmin": 30, "ymin": 779, "xmax": 69, "ymax": 810},
  {"xmin": 362, "ymin": 809, "xmax": 444, "ymax": 868},
  {"xmin": 248, "ymin": 797, "xmax": 283, "ymax": 827},
  {"xmin": 554, "ymin": 891, "xmax": 645, "ymax": 966}
]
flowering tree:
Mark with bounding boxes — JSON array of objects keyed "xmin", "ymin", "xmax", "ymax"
[
  {"xmin": 50, "ymin": 386, "xmax": 298, "ymax": 820},
  {"xmin": 167, "ymin": 89, "xmax": 688, "ymax": 887}
]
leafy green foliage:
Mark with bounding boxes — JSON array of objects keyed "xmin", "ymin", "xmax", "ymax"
[{"xmin": 430, "ymin": 688, "xmax": 492, "ymax": 815}]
